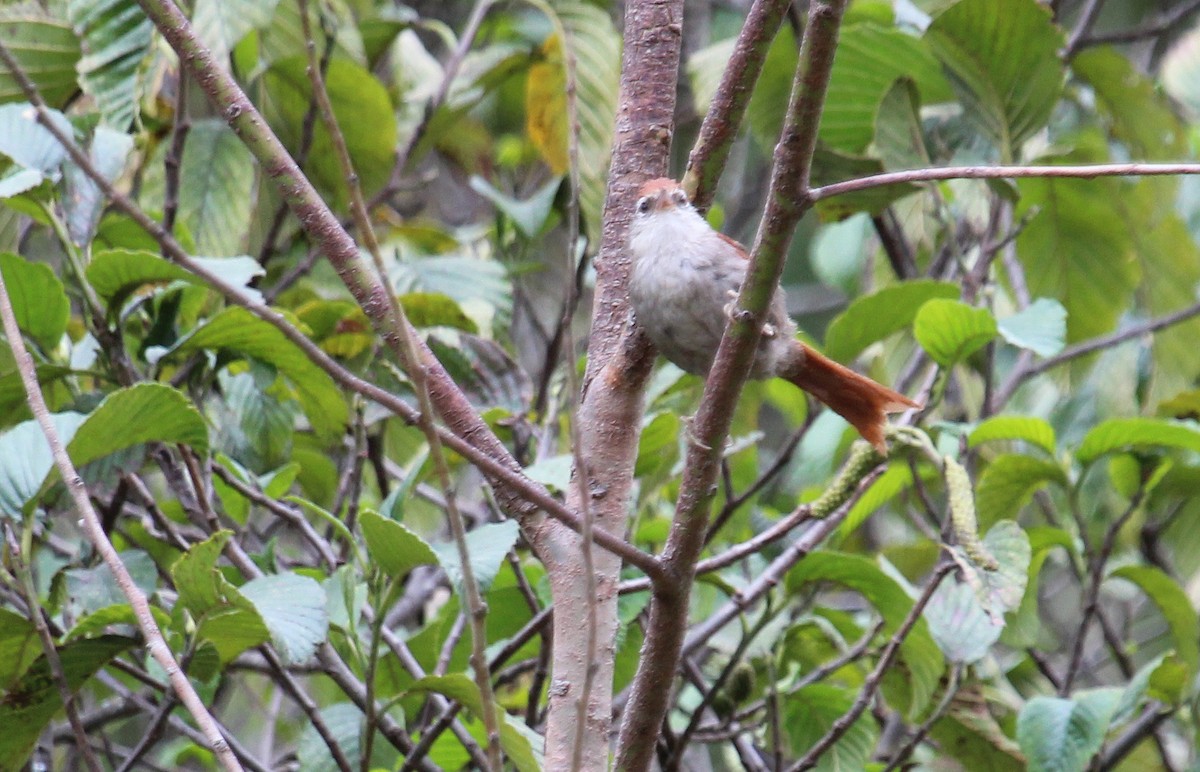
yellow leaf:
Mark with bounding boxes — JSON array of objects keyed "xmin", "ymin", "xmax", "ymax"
[{"xmin": 526, "ymin": 34, "xmax": 569, "ymax": 174}]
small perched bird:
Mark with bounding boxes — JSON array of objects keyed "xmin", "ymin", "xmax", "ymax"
[{"xmin": 627, "ymin": 177, "xmax": 919, "ymax": 453}]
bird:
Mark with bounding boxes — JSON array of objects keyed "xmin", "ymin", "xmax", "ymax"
[{"xmin": 627, "ymin": 177, "xmax": 919, "ymax": 453}]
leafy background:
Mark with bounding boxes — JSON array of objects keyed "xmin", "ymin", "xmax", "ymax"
[{"xmin": 0, "ymin": 0, "xmax": 1199, "ymax": 769}]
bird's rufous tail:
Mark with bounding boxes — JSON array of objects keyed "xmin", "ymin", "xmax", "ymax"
[{"xmin": 779, "ymin": 343, "xmax": 921, "ymax": 454}]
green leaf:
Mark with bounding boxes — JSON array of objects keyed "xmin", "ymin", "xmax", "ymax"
[
  {"xmin": 874, "ymin": 77, "xmax": 932, "ymax": 171},
  {"xmin": 432, "ymin": 520, "xmax": 521, "ymax": 598},
  {"xmin": 997, "ymin": 298, "xmax": 1067, "ymax": 357},
  {"xmin": 67, "ymin": 0, "xmax": 153, "ymax": 129},
  {"xmin": 821, "ymin": 23, "xmax": 949, "ymax": 154},
  {"xmin": 405, "ymin": 674, "xmax": 543, "ymax": 772},
  {"xmin": 62, "ymin": 127, "xmax": 133, "ymax": 245},
  {"xmin": 265, "ymin": 57, "xmax": 396, "ymax": 208},
  {"xmin": 63, "ymin": 551, "xmax": 156, "ymax": 617},
  {"xmin": 975, "ymin": 455, "xmax": 1066, "ymax": 525},
  {"xmin": 87, "ymin": 248, "xmax": 263, "ymax": 307},
  {"xmin": 213, "ymin": 369, "xmax": 294, "ymax": 474},
  {"xmin": 969, "ymin": 416, "xmax": 1056, "ymax": 455},
  {"xmin": 193, "ymin": 0, "xmax": 280, "ymax": 64},
  {"xmin": 959, "ymin": 520, "xmax": 1032, "ymax": 620},
  {"xmin": 924, "ymin": 0, "xmax": 1064, "ymax": 158},
  {"xmin": 425, "ymin": 334, "xmax": 530, "ymax": 414},
  {"xmin": 392, "ymin": 255, "xmax": 512, "ymax": 325},
  {"xmin": 787, "ymin": 552, "xmax": 943, "ymax": 716},
  {"xmin": 171, "ymin": 530, "xmax": 235, "ymax": 616},
  {"xmin": 177, "ymin": 306, "xmax": 348, "ymax": 440},
  {"xmin": 239, "ymin": 572, "xmax": 329, "ymax": 665},
  {"xmin": 0, "ymin": 252, "xmax": 69, "ymax": 349},
  {"xmin": 1109, "ymin": 565, "xmax": 1200, "ymax": 681},
  {"xmin": 783, "ymin": 684, "xmax": 879, "ymax": 771},
  {"xmin": 811, "ymin": 148, "xmax": 920, "ymax": 220},
  {"xmin": 1017, "ymin": 689, "xmax": 1123, "ymax": 772},
  {"xmin": 176, "ymin": 120, "xmax": 257, "ymax": 257},
  {"xmin": 523, "ymin": 454, "xmax": 573, "ymax": 492},
  {"xmin": 0, "ymin": 635, "xmax": 134, "ymax": 771},
  {"xmin": 0, "ymin": 10, "xmax": 81, "ymax": 107},
  {"xmin": 65, "ymin": 383, "xmax": 209, "ymax": 465},
  {"xmin": 839, "ymin": 463, "xmax": 914, "ymax": 537},
  {"xmin": 913, "ymin": 298, "xmax": 997, "ymax": 366},
  {"xmin": 399, "ymin": 292, "xmax": 479, "ymax": 333},
  {"xmin": 296, "ymin": 702, "xmax": 391, "ymax": 772},
  {"xmin": 1002, "ymin": 527, "xmax": 1073, "ymax": 648},
  {"xmin": 359, "ymin": 509, "xmax": 439, "ymax": 578},
  {"xmin": 824, "ymin": 280, "xmax": 959, "ymax": 361},
  {"xmin": 0, "ymin": 608, "xmax": 38, "ymax": 690},
  {"xmin": 0, "ymin": 412, "xmax": 86, "ymax": 518},
  {"xmin": 469, "ymin": 175, "xmax": 561, "ymax": 238},
  {"xmin": 1016, "ymin": 175, "xmax": 1139, "ymax": 343},
  {"xmin": 556, "ymin": 1, "xmax": 619, "ymax": 238},
  {"xmin": 1076, "ymin": 418, "xmax": 1200, "ymax": 464},
  {"xmin": 924, "ymin": 579, "xmax": 1002, "ymax": 663},
  {"xmin": 0, "ymin": 102, "xmax": 71, "ymax": 178},
  {"xmin": 1075, "ymin": 47, "xmax": 1187, "ymax": 159},
  {"xmin": 172, "ymin": 531, "xmax": 269, "ymax": 662}
]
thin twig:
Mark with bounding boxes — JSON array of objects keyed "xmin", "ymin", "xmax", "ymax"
[
  {"xmin": 881, "ymin": 662, "xmax": 963, "ymax": 772},
  {"xmin": 786, "ymin": 563, "xmax": 955, "ymax": 771},
  {"xmin": 811, "ymin": 162, "xmax": 1200, "ymax": 202}
]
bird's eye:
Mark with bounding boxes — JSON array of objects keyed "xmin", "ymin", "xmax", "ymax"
[
  {"xmin": 636, "ymin": 196, "xmax": 651, "ymax": 214},
  {"xmin": 672, "ymin": 189, "xmax": 688, "ymax": 206}
]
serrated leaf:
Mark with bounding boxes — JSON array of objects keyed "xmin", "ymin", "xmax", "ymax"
[
  {"xmin": 997, "ymin": 298, "xmax": 1067, "ymax": 357},
  {"xmin": 1109, "ymin": 565, "xmax": 1200, "ymax": 681},
  {"xmin": 67, "ymin": 0, "xmax": 153, "ymax": 129},
  {"xmin": 1016, "ymin": 175, "xmax": 1138, "ymax": 343},
  {"xmin": 969, "ymin": 416, "xmax": 1056, "ymax": 455},
  {"xmin": 555, "ymin": 1, "xmax": 619, "ymax": 238},
  {"xmin": 177, "ymin": 306, "xmax": 348, "ymax": 440},
  {"xmin": 65, "ymin": 383, "xmax": 209, "ymax": 466},
  {"xmin": 171, "ymin": 530, "xmax": 234, "ymax": 615},
  {"xmin": 0, "ymin": 635, "xmax": 134, "ymax": 771},
  {"xmin": 0, "ymin": 252, "xmax": 69, "ymax": 349},
  {"xmin": 176, "ymin": 120, "xmax": 257, "ymax": 256},
  {"xmin": 239, "ymin": 572, "xmax": 328, "ymax": 665},
  {"xmin": 1075, "ymin": 418, "xmax": 1200, "ymax": 464},
  {"xmin": 914, "ymin": 298, "xmax": 997, "ymax": 366},
  {"xmin": 821, "ymin": 23, "xmax": 950, "ymax": 154},
  {"xmin": 783, "ymin": 684, "xmax": 879, "ymax": 771},
  {"xmin": 0, "ymin": 11, "xmax": 81, "ymax": 107},
  {"xmin": 359, "ymin": 509, "xmax": 439, "ymax": 578},
  {"xmin": 824, "ymin": 280, "xmax": 959, "ymax": 361},
  {"xmin": 87, "ymin": 248, "xmax": 263, "ymax": 307},
  {"xmin": 432, "ymin": 520, "xmax": 520, "ymax": 597},
  {"xmin": 925, "ymin": 579, "xmax": 1002, "ymax": 663},
  {"xmin": 924, "ymin": 0, "xmax": 1064, "ymax": 157},
  {"xmin": 1017, "ymin": 690, "xmax": 1122, "ymax": 772},
  {"xmin": 265, "ymin": 57, "xmax": 396, "ymax": 209},
  {"xmin": 787, "ymin": 552, "xmax": 943, "ymax": 716},
  {"xmin": 0, "ymin": 412, "xmax": 86, "ymax": 518},
  {"xmin": 975, "ymin": 455, "xmax": 1066, "ymax": 525}
]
